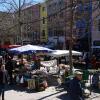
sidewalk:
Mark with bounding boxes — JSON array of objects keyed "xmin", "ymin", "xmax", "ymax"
[
  {"xmin": 4, "ymin": 86, "xmax": 66, "ymax": 100},
  {"xmin": 87, "ymin": 92, "xmax": 100, "ymax": 100},
  {"xmin": 4, "ymin": 86, "xmax": 100, "ymax": 100}
]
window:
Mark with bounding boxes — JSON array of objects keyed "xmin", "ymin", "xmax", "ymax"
[
  {"xmin": 48, "ymin": 29, "xmax": 52, "ymax": 36},
  {"xmin": 93, "ymin": 40, "xmax": 100, "ymax": 46},
  {"xmin": 42, "ymin": 30, "xmax": 45, "ymax": 36},
  {"xmin": 54, "ymin": 30, "xmax": 58, "ymax": 36},
  {"xmin": 48, "ymin": 5, "xmax": 51, "ymax": 9},
  {"xmin": 43, "ymin": 17, "xmax": 45, "ymax": 24},
  {"xmin": 54, "ymin": 2, "xmax": 57, "ymax": 7},
  {"xmin": 98, "ymin": 19, "xmax": 100, "ymax": 31},
  {"xmin": 48, "ymin": 16, "xmax": 50, "ymax": 21},
  {"xmin": 59, "ymin": 1, "xmax": 62, "ymax": 5},
  {"xmin": 59, "ymin": 12, "xmax": 63, "ymax": 18},
  {"xmin": 42, "ymin": 7, "xmax": 45, "ymax": 11}
]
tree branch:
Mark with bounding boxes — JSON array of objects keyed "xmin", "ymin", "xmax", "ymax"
[{"xmin": 12, "ymin": 0, "xmax": 19, "ymax": 9}]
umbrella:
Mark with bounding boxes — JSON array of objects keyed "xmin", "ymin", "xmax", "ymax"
[{"xmin": 9, "ymin": 44, "xmax": 53, "ymax": 54}]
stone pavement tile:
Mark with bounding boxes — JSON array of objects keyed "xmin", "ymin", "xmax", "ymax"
[
  {"xmin": 4, "ymin": 87, "xmax": 60, "ymax": 100},
  {"xmin": 4, "ymin": 86, "xmax": 100, "ymax": 100},
  {"xmin": 86, "ymin": 92, "xmax": 100, "ymax": 100}
]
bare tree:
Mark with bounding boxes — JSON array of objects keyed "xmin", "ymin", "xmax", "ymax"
[
  {"xmin": 92, "ymin": 0, "xmax": 100, "ymax": 20},
  {"xmin": 0, "ymin": 0, "xmax": 41, "ymax": 44}
]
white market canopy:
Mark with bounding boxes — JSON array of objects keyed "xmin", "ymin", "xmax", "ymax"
[
  {"xmin": 47, "ymin": 50, "xmax": 82, "ymax": 57},
  {"xmin": 9, "ymin": 44, "xmax": 53, "ymax": 54}
]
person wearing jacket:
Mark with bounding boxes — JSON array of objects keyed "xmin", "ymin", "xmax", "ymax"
[
  {"xmin": 5, "ymin": 56, "xmax": 13, "ymax": 84},
  {"xmin": 0, "ymin": 64, "xmax": 8, "ymax": 100},
  {"xmin": 68, "ymin": 71, "xmax": 84, "ymax": 100}
]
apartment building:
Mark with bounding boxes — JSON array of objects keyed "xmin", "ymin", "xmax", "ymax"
[
  {"xmin": 46, "ymin": 0, "xmax": 92, "ymax": 51},
  {"xmin": 0, "ymin": 4, "xmax": 41, "ymax": 45},
  {"xmin": 74, "ymin": 0, "xmax": 92, "ymax": 51},
  {"xmin": 46, "ymin": 0, "xmax": 69, "ymax": 49},
  {"xmin": 18, "ymin": 4, "xmax": 40, "ymax": 44},
  {"xmin": 92, "ymin": 0, "xmax": 100, "ymax": 51},
  {"xmin": 40, "ymin": 2, "xmax": 48, "ymax": 42}
]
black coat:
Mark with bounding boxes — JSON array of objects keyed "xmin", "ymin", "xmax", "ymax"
[
  {"xmin": 69, "ymin": 77, "xmax": 84, "ymax": 100},
  {"xmin": 5, "ymin": 59, "xmax": 13, "ymax": 72},
  {"xmin": 0, "ymin": 70, "xmax": 3, "ymax": 84}
]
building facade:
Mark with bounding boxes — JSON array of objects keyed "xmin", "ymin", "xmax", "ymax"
[
  {"xmin": 0, "ymin": 0, "xmax": 98, "ymax": 50},
  {"xmin": 92, "ymin": 0, "xmax": 100, "ymax": 51},
  {"xmin": 0, "ymin": 4, "xmax": 41, "ymax": 45},
  {"xmin": 18, "ymin": 4, "xmax": 40, "ymax": 45},
  {"xmin": 46, "ymin": 0, "xmax": 92, "ymax": 51},
  {"xmin": 46, "ymin": 0, "xmax": 70, "ymax": 49},
  {"xmin": 40, "ymin": 2, "xmax": 48, "ymax": 42},
  {"xmin": 74, "ymin": 0, "xmax": 92, "ymax": 51}
]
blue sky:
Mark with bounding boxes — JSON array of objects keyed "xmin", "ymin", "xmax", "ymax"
[
  {"xmin": 0, "ymin": 0, "xmax": 44, "ymax": 11},
  {"xmin": 36, "ymin": 0, "xmax": 44, "ymax": 2}
]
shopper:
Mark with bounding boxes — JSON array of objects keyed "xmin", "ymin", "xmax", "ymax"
[
  {"xmin": 5, "ymin": 56, "xmax": 13, "ymax": 84},
  {"xmin": 68, "ymin": 71, "xmax": 84, "ymax": 100},
  {"xmin": 91, "ymin": 55, "xmax": 97, "ymax": 69},
  {"xmin": 0, "ymin": 64, "xmax": 8, "ymax": 100}
]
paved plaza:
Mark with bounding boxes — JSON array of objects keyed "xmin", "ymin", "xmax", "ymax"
[{"xmin": 2, "ymin": 86, "xmax": 100, "ymax": 100}]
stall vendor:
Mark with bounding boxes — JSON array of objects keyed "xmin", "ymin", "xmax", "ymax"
[{"xmin": 34, "ymin": 56, "xmax": 41, "ymax": 70}]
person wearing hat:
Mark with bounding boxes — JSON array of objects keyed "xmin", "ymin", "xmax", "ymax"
[{"xmin": 68, "ymin": 71, "xmax": 84, "ymax": 100}]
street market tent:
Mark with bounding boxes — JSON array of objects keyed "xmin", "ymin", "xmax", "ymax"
[
  {"xmin": 9, "ymin": 44, "xmax": 53, "ymax": 54},
  {"xmin": 47, "ymin": 50, "xmax": 82, "ymax": 57}
]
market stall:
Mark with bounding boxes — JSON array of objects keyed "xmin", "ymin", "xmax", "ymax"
[
  {"xmin": 47, "ymin": 50, "xmax": 82, "ymax": 57},
  {"xmin": 9, "ymin": 44, "xmax": 53, "ymax": 91},
  {"xmin": 46, "ymin": 50, "xmax": 82, "ymax": 68},
  {"xmin": 9, "ymin": 44, "xmax": 53, "ymax": 54}
]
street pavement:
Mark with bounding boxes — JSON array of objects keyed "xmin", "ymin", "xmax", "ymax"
[{"xmin": 3, "ymin": 86, "xmax": 100, "ymax": 100}]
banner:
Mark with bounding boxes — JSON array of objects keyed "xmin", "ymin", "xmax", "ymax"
[{"xmin": 40, "ymin": 59, "xmax": 57, "ymax": 67}]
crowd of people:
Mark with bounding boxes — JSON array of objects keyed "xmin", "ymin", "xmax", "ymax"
[
  {"xmin": 74, "ymin": 52, "xmax": 100, "ymax": 70},
  {"xmin": 0, "ymin": 51, "xmax": 99, "ymax": 100},
  {"xmin": 0, "ymin": 53, "xmax": 15, "ymax": 100},
  {"xmin": 0, "ymin": 52, "xmax": 42, "ymax": 100}
]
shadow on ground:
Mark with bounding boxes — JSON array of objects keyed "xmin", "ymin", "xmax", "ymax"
[
  {"xmin": 4, "ymin": 84, "xmax": 69, "ymax": 100},
  {"xmin": 56, "ymin": 93, "xmax": 70, "ymax": 100},
  {"xmin": 5, "ymin": 84, "xmax": 36, "ymax": 93},
  {"xmin": 37, "ymin": 90, "xmax": 67, "ymax": 100},
  {"xmin": 91, "ymin": 87, "xmax": 100, "ymax": 94}
]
